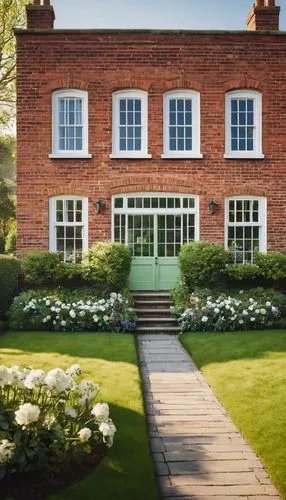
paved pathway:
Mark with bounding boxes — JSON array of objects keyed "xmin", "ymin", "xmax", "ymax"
[{"xmin": 138, "ymin": 334, "xmax": 280, "ymax": 499}]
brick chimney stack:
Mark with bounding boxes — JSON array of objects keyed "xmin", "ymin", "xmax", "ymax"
[
  {"xmin": 247, "ymin": 0, "xmax": 280, "ymax": 31},
  {"xmin": 26, "ymin": 0, "xmax": 55, "ymax": 30}
]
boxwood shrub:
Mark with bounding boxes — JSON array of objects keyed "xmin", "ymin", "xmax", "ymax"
[
  {"xmin": 254, "ymin": 252, "xmax": 286, "ymax": 280},
  {"xmin": 83, "ymin": 242, "xmax": 132, "ymax": 291},
  {"xmin": 179, "ymin": 241, "xmax": 230, "ymax": 289},
  {"xmin": 0, "ymin": 255, "xmax": 21, "ymax": 313}
]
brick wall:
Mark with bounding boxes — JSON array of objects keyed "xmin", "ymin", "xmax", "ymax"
[{"xmin": 16, "ymin": 30, "xmax": 286, "ymax": 253}]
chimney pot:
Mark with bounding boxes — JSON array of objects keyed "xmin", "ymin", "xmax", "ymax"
[
  {"xmin": 247, "ymin": 0, "xmax": 280, "ymax": 30},
  {"xmin": 26, "ymin": 0, "xmax": 55, "ymax": 29}
]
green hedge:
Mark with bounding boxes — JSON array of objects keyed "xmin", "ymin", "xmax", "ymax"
[
  {"xmin": 83, "ymin": 242, "xmax": 132, "ymax": 291},
  {"xmin": 254, "ymin": 252, "xmax": 286, "ymax": 280},
  {"xmin": 0, "ymin": 255, "xmax": 21, "ymax": 313},
  {"xmin": 179, "ymin": 241, "xmax": 230, "ymax": 289},
  {"xmin": 21, "ymin": 251, "xmax": 83, "ymax": 287}
]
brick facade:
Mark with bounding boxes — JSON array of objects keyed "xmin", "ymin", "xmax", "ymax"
[{"xmin": 16, "ymin": 1, "xmax": 286, "ymax": 256}]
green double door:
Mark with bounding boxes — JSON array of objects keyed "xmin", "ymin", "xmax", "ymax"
[{"xmin": 129, "ymin": 214, "xmax": 182, "ymax": 291}]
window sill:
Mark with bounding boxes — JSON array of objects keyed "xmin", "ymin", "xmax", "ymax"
[
  {"xmin": 161, "ymin": 153, "xmax": 203, "ymax": 159},
  {"xmin": 109, "ymin": 153, "xmax": 152, "ymax": 159},
  {"xmin": 224, "ymin": 153, "xmax": 264, "ymax": 160},
  {"xmin": 49, "ymin": 153, "xmax": 92, "ymax": 159}
]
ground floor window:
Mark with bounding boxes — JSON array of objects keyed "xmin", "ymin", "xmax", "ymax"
[
  {"xmin": 49, "ymin": 196, "xmax": 88, "ymax": 262},
  {"xmin": 112, "ymin": 193, "xmax": 199, "ymax": 257},
  {"xmin": 225, "ymin": 197, "xmax": 266, "ymax": 263}
]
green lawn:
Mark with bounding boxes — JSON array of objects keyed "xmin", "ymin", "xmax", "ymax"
[
  {"xmin": 181, "ymin": 330, "xmax": 286, "ymax": 500},
  {"xmin": 0, "ymin": 332, "xmax": 158, "ymax": 500}
]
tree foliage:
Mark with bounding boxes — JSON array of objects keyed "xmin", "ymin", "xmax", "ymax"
[
  {"xmin": 0, "ymin": 177, "xmax": 15, "ymax": 245},
  {"xmin": 0, "ymin": 0, "xmax": 30, "ymax": 126},
  {"xmin": 0, "ymin": 134, "xmax": 15, "ymax": 181}
]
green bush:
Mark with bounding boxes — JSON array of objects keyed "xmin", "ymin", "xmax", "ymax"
[
  {"xmin": 179, "ymin": 241, "xmax": 230, "ymax": 289},
  {"xmin": 5, "ymin": 226, "xmax": 16, "ymax": 255},
  {"xmin": 83, "ymin": 242, "xmax": 132, "ymax": 291},
  {"xmin": 170, "ymin": 281, "xmax": 189, "ymax": 314},
  {"xmin": 0, "ymin": 255, "xmax": 21, "ymax": 313},
  {"xmin": 224, "ymin": 263, "xmax": 263, "ymax": 281},
  {"xmin": 21, "ymin": 251, "xmax": 63, "ymax": 285},
  {"xmin": 254, "ymin": 252, "xmax": 286, "ymax": 280}
]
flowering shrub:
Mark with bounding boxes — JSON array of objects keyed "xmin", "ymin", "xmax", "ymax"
[
  {"xmin": 9, "ymin": 291, "xmax": 135, "ymax": 332},
  {"xmin": 0, "ymin": 363, "xmax": 116, "ymax": 480},
  {"xmin": 175, "ymin": 289, "xmax": 284, "ymax": 332}
]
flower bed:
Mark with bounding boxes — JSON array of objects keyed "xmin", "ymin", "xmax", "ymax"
[
  {"xmin": 0, "ymin": 363, "xmax": 116, "ymax": 486},
  {"xmin": 174, "ymin": 288, "xmax": 284, "ymax": 332},
  {"xmin": 9, "ymin": 290, "xmax": 135, "ymax": 332}
]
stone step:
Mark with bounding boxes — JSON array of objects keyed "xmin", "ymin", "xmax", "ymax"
[
  {"xmin": 134, "ymin": 308, "xmax": 172, "ymax": 316},
  {"xmin": 136, "ymin": 326, "xmax": 181, "ymax": 334},
  {"xmin": 135, "ymin": 300, "xmax": 172, "ymax": 307},
  {"xmin": 137, "ymin": 317, "xmax": 177, "ymax": 324}
]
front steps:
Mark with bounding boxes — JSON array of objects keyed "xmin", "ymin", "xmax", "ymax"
[{"xmin": 133, "ymin": 292, "xmax": 180, "ymax": 334}]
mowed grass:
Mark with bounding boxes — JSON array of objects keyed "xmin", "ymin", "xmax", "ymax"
[
  {"xmin": 181, "ymin": 330, "xmax": 286, "ymax": 499},
  {"xmin": 0, "ymin": 332, "xmax": 158, "ymax": 500}
]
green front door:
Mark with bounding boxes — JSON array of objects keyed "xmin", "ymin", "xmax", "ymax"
[{"xmin": 113, "ymin": 194, "xmax": 198, "ymax": 291}]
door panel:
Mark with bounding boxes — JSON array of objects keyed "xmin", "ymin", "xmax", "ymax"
[
  {"xmin": 130, "ymin": 257, "xmax": 156, "ymax": 290},
  {"xmin": 156, "ymin": 257, "xmax": 180, "ymax": 290}
]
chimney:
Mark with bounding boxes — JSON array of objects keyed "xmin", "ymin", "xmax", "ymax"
[
  {"xmin": 247, "ymin": 0, "xmax": 280, "ymax": 31},
  {"xmin": 26, "ymin": 0, "xmax": 55, "ymax": 30}
]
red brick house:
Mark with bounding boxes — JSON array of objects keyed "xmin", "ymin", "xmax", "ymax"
[{"xmin": 16, "ymin": 0, "xmax": 286, "ymax": 290}]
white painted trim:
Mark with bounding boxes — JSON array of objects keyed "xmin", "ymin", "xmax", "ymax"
[
  {"xmin": 225, "ymin": 89, "xmax": 263, "ymax": 159},
  {"xmin": 51, "ymin": 89, "xmax": 90, "ymax": 157},
  {"xmin": 49, "ymin": 153, "xmax": 92, "ymax": 159},
  {"xmin": 163, "ymin": 89, "xmax": 201, "ymax": 157},
  {"xmin": 112, "ymin": 89, "xmax": 149, "ymax": 157},
  {"xmin": 161, "ymin": 153, "xmax": 203, "ymax": 159},
  {"xmin": 109, "ymin": 153, "xmax": 152, "ymax": 159},
  {"xmin": 224, "ymin": 196, "xmax": 267, "ymax": 262},
  {"xmin": 49, "ymin": 195, "xmax": 88, "ymax": 261}
]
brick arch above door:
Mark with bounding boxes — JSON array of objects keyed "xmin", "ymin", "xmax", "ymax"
[{"xmin": 108, "ymin": 174, "xmax": 206, "ymax": 196}]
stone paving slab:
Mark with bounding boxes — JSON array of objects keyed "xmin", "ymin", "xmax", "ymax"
[{"xmin": 138, "ymin": 334, "xmax": 280, "ymax": 499}]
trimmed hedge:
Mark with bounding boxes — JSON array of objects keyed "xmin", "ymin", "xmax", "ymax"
[
  {"xmin": 21, "ymin": 251, "xmax": 82, "ymax": 286},
  {"xmin": 254, "ymin": 252, "xmax": 286, "ymax": 280},
  {"xmin": 0, "ymin": 255, "xmax": 21, "ymax": 313},
  {"xmin": 83, "ymin": 242, "xmax": 132, "ymax": 291},
  {"xmin": 179, "ymin": 241, "xmax": 230, "ymax": 289}
]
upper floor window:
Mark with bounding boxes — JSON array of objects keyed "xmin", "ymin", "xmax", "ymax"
[
  {"xmin": 225, "ymin": 90, "xmax": 263, "ymax": 159},
  {"xmin": 50, "ymin": 90, "xmax": 91, "ymax": 159},
  {"xmin": 162, "ymin": 90, "xmax": 202, "ymax": 159},
  {"xmin": 110, "ymin": 89, "xmax": 151, "ymax": 159},
  {"xmin": 225, "ymin": 197, "xmax": 266, "ymax": 264},
  {"xmin": 49, "ymin": 196, "xmax": 88, "ymax": 262}
]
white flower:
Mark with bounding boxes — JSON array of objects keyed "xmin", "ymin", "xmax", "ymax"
[
  {"xmin": 78, "ymin": 380, "xmax": 100, "ymax": 404},
  {"xmin": 91, "ymin": 403, "xmax": 109, "ymax": 423},
  {"xmin": 99, "ymin": 305, "xmax": 106, "ymax": 312},
  {"xmin": 99, "ymin": 421, "xmax": 117, "ymax": 447},
  {"xmin": 266, "ymin": 301, "xmax": 271, "ymax": 307},
  {"xmin": 65, "ymin": 407, "xmax": 78, "ymax": 418},
  {"xmin": 79, "ymin": 310, "xmax": 85, "ymax": 317},
  {"xmin": 93, "ymin": 315, "xmax": 99, "ymax": 323},
  {"xmin": 239, "ymin": 319, "xmax": 244, "ymax": 324},
  {"xmin": 242, "ymin": 310, "xmax": 248, "ymax": 316},
  {"xmin": 51, "ymin": 306, "xmax": 55, "ymax": 312},
  {"xmin": 15, "ymin": 403, "xmax": 40, "ymax": 426},
  {"xmin": 239, "ymin": 290, "xmax": 244, "ymax": 294},
  {"xmin": 66, "ymin": 364, "xmax": 81, "ymax": 377},
  {"xmin": 0, "ymin": 366, "xmax": 10, "ymax": 387},
  {"xmin": 214, "ymin": 308, "xmax": 220, "ymax": 314},
  {"xmin": 46, "ymin": 315, "xmax": 51, "ymax": 320},
  {"xmin": 61, "ymin": 320, "xmax": 67, "ymax": 327},
  {"xmin": 45, "ymin": 368, "xmax": 73, "ymax": 393},
  {"xmin": 103, "ymin": 315, "xmax": 109, "ymax": 322},
  {"xmin": 272, "ymin": 306, "xmax": 278, "ymax": 313},
  {"xmin": 0, "ymin": 439, "xmax": 16, "ymax": 464},
  {"xmin": 69, "ymin": 310, "xmax": 76, "ymax": 318},
  {"xmin": 260, "ymin": 308, "xmax": 267, "ymax": 315},
  {"xmin": 248, "ymin": 305, "xmax": 254, "ymax": 311},
  {"xmin": 201, "ymin": 316, "xmax": 208, "ymax": 323},
  {"xmin": 249, "ymin": 298, "xmax": 255, "ymax": 303},
  {"xmin": 78, "ymin": 427, "xmax": 92, "ymax": 442},
  {"xmin": 24, "ymin": 369, "xmax": 45, "ymax": 389},
  {"xmin": 255, "ymin": 309, "xmax": 260, "ymax": 314},
  {"xmin": 45, "ymin": 300, "xmax": 51, "ymax": 306},
  {"xmin": 44, "ymin": 414, "xmax": 56, "ymax": 429},
  {"xmin": 250, "ymin": 317, "xmax": 255, "ymax": 322}
]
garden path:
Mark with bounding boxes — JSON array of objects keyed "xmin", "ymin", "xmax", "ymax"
[{"xmin": 138, "ymin": 334, "xmax": 280, "ymax": 499}]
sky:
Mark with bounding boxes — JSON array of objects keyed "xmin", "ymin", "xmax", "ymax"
[{"xmin": 52, "ymin": 0, "xmax": 286, "ymax": 30}]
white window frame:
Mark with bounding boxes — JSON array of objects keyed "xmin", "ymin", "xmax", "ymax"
[
  {"xmin": 224, "ymin": 196, "xmax": 267, "ymax": 263},
  {"xmin": 110, "ymin": 89, "xmax": 151, "ymax": 159},
  {"xmin": 49, "ymin": 89, "xmax": 92, "ymax": 159},
  {"xmin": 162, "ymin": 90, "xmax": 202, "ymax": 159},
  {"xmin": 224, "ymin": 90, "xmax": 264, "ymax": 159},
  {"xmin": 49, "ymin": 195, "xmax": 88, "ymax": 262},
  {"xmin": 111, "ymin": 193, "xmax": 200, "ymax": 246}
]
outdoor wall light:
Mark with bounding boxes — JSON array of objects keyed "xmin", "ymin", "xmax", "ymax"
[
  {"xmin": 208, "ymin": 200, "xmax": 218, "ymax": 215},
  {"xmin": 94, "ymin": 200, "xmax": 104, "ymax": 214}
]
